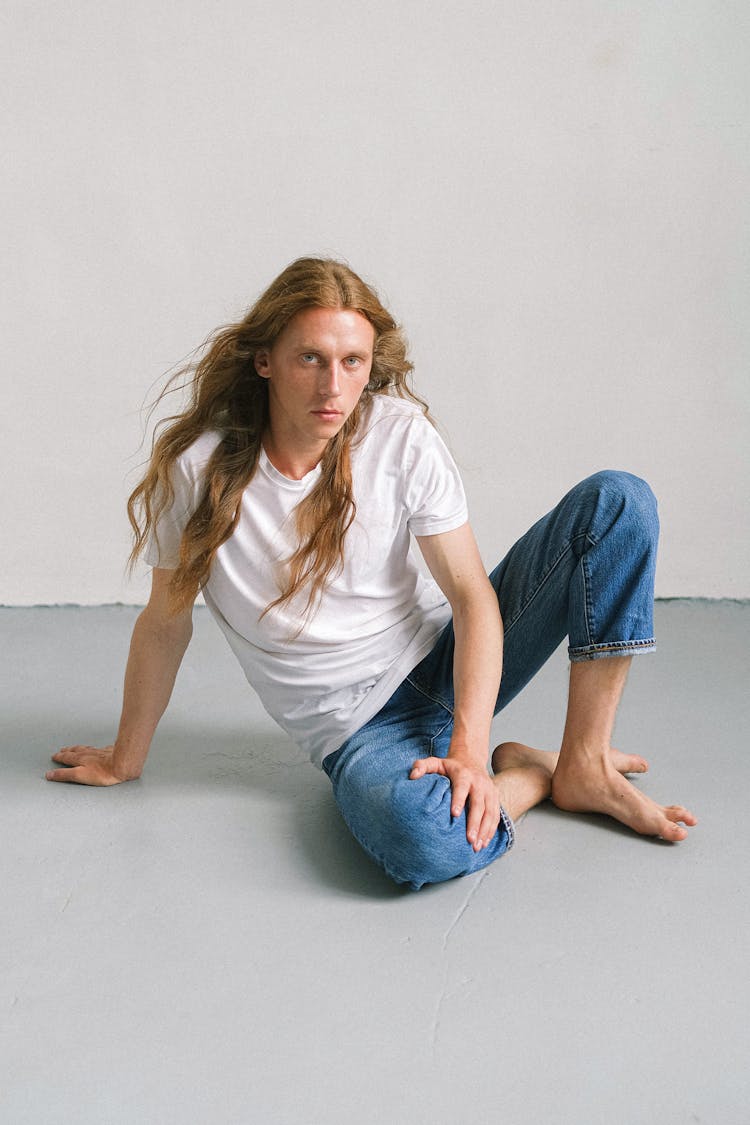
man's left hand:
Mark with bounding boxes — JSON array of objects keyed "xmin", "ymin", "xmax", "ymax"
[{"xmin": 409, "ymin": 755, "xmax": 500, "ymax": 852}]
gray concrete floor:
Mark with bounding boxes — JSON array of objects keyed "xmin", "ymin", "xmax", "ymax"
[{"xmin": 1, "ymin": 601, "xmax": 748, "ymax": 1125}]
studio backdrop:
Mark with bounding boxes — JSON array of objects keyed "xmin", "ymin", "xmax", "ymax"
[{"xmin": 4, "ymin": 0, "xmax": 748, "ymax": 604}]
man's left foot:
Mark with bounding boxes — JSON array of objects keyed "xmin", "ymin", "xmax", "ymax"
[{"xmin": 492, "ymin": 741, "xmax": 649, "ymax": 778}]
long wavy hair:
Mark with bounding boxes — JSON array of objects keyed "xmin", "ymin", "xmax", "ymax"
[{"xmin": 128, "ymin": 257, "xmax": 429, "ymax": 617}]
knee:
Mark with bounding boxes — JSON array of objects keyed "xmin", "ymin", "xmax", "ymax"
[
  {"xmin": 386, "ymin": 781, "xmax": 512, "ymax": 889},
  {"xmin": 579, "ymin": 470, "xmax": 659, "ymax": 540},
  {"xmin": 336, "ymin": 765, "xmax": 471, "ymax": 889},
  {"xmin": 385, "ymin": 775, "xmax": 470, "ymax": 889}
]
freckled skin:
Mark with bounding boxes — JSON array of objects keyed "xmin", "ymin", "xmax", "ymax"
[{"xmin": 254, "ymin": 307, "xmax": 374, "ymax": 480}]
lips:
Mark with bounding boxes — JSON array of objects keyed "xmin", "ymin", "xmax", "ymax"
[{"xmin": 312, "ymin": 410, "xmax": 343, "ymax": 419}]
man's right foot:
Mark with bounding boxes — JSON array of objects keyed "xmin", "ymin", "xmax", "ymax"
[{"xmin": 550, "ymin": 756, "xmax": 697, "ymax": 842}]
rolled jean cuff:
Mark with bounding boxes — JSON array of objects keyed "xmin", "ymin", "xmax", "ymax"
[
  {"xmin": 568, "ymin": 638, "xmax": 656, "ymax": 662},
  {"xmin": 498, "ymin": 802, "xmax": 516, "ymax": 852}
]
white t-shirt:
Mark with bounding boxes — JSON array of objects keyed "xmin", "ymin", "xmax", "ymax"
[{"xmin": 146, "ymin": 395, "xmax": 468, "ymax": 766}]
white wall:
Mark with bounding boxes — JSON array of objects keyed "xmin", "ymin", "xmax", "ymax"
[{"xmin": 4, "ymin": 0, "xmax": 748, "ymax": 604}]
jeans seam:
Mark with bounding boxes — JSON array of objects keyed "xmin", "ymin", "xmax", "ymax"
[
  {"xmin": 428, "ymin": 714, "xmax": 454, "ymax": 755},
  {"xmin": 502, "ymin": 531, "xmax": 589, "ymax": 639},
  {"xmin": 582, "ymin": 539, "xmax": 594, "ymax": 647},
  {"xmin": 405, "ymin": 674, "xmax": 454, "ymax": 716}
]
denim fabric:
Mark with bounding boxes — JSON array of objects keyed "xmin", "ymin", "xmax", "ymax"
[{"xmin": 323, "ymin": 470, "xmax": 659, "ymax": 890}]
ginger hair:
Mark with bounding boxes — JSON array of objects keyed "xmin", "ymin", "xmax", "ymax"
[{"xmin": 128, "ymin": 257, "xmax": 428, "ymax": 618}]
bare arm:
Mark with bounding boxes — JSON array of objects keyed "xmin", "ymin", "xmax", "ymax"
[
  {"xmin": 410, "ymin": 523, "xmax": 504, "ymax": 850},
  {"xmin": 46, "ymin": 568, "xmax": 195, "ymax": 785}
]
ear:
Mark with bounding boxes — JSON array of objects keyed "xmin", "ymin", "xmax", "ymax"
[{"xmin": 254, "ymin": 349, "xmax": 271, "ymax": 379}]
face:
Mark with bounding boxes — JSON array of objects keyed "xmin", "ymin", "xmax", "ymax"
[{"xmin": 255, "ymin": 306, "xmax": 375, "ymax": 460}]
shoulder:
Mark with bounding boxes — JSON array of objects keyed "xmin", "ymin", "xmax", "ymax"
[
  {"xmin": 354, "ymin": 395, "xmax": 463, "ymax": 492},
  {"xmin": 354, "ymin": 397, "xmax": 439, "ymax": 473},
  {"xmin": 357, "ymin": 394, "xmax": 431, "ymax": 444},
  {"xmin": 173, "ymin": 430, "xmax": 223, "ymax": 484},
  {"xmin": 364, "ymin": 394, "xmax": 424, "ymax": 423},
  {"xmin": 359, "ymin": 394, "xmax": 456, "ymax": 460}
]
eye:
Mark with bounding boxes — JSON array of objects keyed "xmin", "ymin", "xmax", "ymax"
[
  {"xmin": 300, "ymin": 353, "xmax": 319, "ymax": 364},
  {"xmin": 344, "ymin": 356, "xmax": 362, "ymax": 368}
]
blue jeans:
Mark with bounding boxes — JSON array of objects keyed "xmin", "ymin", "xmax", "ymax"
[{"xmin": 322, "ymin": 471, "xmax": 659, "ymax": 890}]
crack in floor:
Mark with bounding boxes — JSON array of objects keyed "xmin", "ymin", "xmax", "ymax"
[
  {"xmin": 440, "ymin": 867, "xmax": 490, "ymax": 953},
  {"xmin": 430, "ymin": 867, "xmax": 491, "ymax": 1058}
]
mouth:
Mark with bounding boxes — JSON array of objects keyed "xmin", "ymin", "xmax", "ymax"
[{"xmin": 311, "ymin": 410, "xmax": 343, "ymax": 420}]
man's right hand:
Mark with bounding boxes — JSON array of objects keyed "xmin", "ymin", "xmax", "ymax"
[
  {"xmin": 44, "ymin": 568, "xmax": 196, "ymax": 789},
  {"xmin": 46, "ymin": 744, "xmax": 136, "ymax": 786}
]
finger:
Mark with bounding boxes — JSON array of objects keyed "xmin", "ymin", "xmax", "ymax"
[
  {"xmin": 464, "ymin": 793, "xmax": 484, "ymax": 846},
  {"xmin": 409, "ymin": 756, "xmax": 446, "ymax": 780},
  {"xmin": 46, "ymin": 766, "xmax": 92, "ymax": 785},
  {"xmin": 51, "ymin": 748, "xmax": 86, "ymax": 765},
  {"xmin": 476, "ymin": 804, "xmax": 500, "ymax": 850},
  {"xmin": 449, "ymin": 776, "xmax": 471, "ymax": 821}
]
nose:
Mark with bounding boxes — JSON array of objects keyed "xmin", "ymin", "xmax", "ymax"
[{"xmin": 319, "ymin": 363, "xmax": 342, "ymax": 397}]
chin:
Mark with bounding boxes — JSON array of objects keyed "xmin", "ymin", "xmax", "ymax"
[{"xmin": 312, "ymin": 413, "xmax": 347, "ymax": 431}]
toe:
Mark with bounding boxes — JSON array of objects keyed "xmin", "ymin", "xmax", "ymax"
[
  {"xmin": 623, "ymin": 753, "xmax": 649, "ymax": 774},
  {"xmin": 658, "ymin": 806, "xmax": 697, "ymax": 840},
  {"xmin": 611, "ymin": 749, "xmax": 649, "ymax": 775},
  {"xmin": 659, "ymin": 819, "xmax": 688, "ymax": 842},
  {"xmin": 666, "ymin": 805, "xmax": 698, "ymax": 826}
]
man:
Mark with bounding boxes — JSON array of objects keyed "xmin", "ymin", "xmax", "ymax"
[{"xmin": 47, "ymin": 258, "xmax": 696, "ymax": 888}]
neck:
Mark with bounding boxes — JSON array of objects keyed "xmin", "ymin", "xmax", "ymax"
[{"xmin": 263, "ymin": 433, "xmax": 327, "ymax": 480}]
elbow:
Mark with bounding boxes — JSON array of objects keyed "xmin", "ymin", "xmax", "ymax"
[
  {"xmin": 452, "ymin": 579, "xmax": 502, "ymax": 627},
  {"xmin": 137, "ymin": 603, "xmax": 193, "ymax": 651}
]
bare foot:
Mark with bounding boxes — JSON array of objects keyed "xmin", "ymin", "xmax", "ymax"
[
  {"xmin": 489, "ymin": 745, "xmax": 554, "ymax": 821},
  {"xmin": 492, "ymin": 741, "xmax": 648, "ymax": 778},
  {"xmin": 492, "ymin": 741, "xmax": 557, "ymax": 778},
  {"xmin": 551, "ymin": 757, "xmax": 697, "ymax": 842}
]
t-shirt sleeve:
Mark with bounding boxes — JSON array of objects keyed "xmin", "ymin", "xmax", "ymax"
[
  {"xmin": 143, "ymin": 453, "xmax": 204, "ymax": 570},
  {"xmin": 403, "ymin": 416, "xmax": 468, "ymax": 536}
]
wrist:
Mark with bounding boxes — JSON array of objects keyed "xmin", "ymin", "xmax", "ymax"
[
  {"xmin": 447, "ymin": 736, "xmax": 490, "ymax": 769},
  {"xmin": 112, "ymin": 739, "xmax": 147, "ymax": 781}
]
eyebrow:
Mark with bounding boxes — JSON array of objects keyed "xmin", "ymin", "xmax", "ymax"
[{"xmin": 297, "ymin": 344, "xmax": 371, "ymax": 356}]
